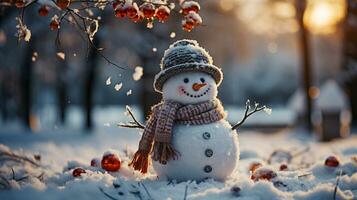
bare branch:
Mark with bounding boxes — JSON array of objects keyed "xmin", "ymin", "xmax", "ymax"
[
  {"xmin": 333, "ymin": 169, "xmax": 343, "ymax": 200},
  {"xmin": 183, "ymin": 184, "xmax": 188, "ymax": 200},
  {"xmin": 139, "ymin": 182, "xmax": 153, "ymax": 200},
  {"xmin": 231, "ymin": 100, "xmax": 267, "ymax": 130},
  {"xmin": 98, "ymin": 187, "xmax": 119, "ymax": 200},
  {"xmin": 0, "ymin": 152, "xmax": 40, "ymax": 167}
]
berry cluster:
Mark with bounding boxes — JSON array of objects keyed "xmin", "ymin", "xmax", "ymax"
[
  {"xmin": 14, "ymin": 0, "xmax": 202, "ymax": 32},
  {"xmin": 112, "ymin": 0, "xmax": 202, "ymax": 31},
  {"xmin": 180, "ymin": 0, "xmax": 202, "ymax": 32}
]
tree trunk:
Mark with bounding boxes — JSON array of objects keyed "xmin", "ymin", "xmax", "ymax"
[
  {"xmin": 84, "ymin": 37, "xmax": 100, "ymax": 130},
  {"xmin": 56, "ymin": 49, "xmax": 67, "ymax": 125},
  {"xmin": 341, "ymin": 0, "xmax": 357, "ymax": 125},
  {"xmin": 20, "ymin": 38, "xmax": 35, "ymax": 130},
  {"xmin": 141, "ymin": 56, "xmax": 160, "ymax": 117},
  {"xmin": 295, "ymin": 0, "xmax": 313, "ymax": 131}
]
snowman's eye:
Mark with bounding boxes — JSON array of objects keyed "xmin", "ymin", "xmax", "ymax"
[
  {"xmin": 200, "ymin": 78, "xmax": 205, "ymax": 83},
  {"xmin": 183, "ymin": 78, "xmax": 189, "ymax": 83}
]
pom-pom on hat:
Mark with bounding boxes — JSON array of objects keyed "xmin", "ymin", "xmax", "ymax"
[{"xmin": 154, "ymin": 39, "xmax": 223, "ymax": 93}]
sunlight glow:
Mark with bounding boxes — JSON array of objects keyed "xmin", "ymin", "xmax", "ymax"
[
  {"xmin": 235, "ymin": 0, "xmax": 298, "ymax": 35},
  {"xmin": 303, "ymin": 0, "xmax": 346, "ymax": 34}
]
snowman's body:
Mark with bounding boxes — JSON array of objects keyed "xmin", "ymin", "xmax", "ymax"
[
  {"xmin": 153, "ymin": 120, "xmax": 239, "ymax": 181},
  {"xmin": 151, "ymin": 71, "xmax": 240, "ymax": 181}
]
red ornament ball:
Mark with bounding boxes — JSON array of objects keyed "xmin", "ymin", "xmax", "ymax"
[
  {"xmin": 101, "ymin": 153, "xmax": 121, "ymax": 172},
  {"xmin": 72, "ymin": 168, "xmax": 86, "ymax": 177},
  {"xmin": 325, "ymin": 156, "xmax": 339, "ymax": 167},
  {"xmin": 56, "ymin": 0, "xmax": 70, "ymax": 9},
  {"xmin": 181, "ymin": 1, "xmax": 200, "ymax": 15},
  {"xmin": 140, "ymin": 2, "xmax": 155, "ymax": 19},
  {"xmin": 115, "ymin": 6, "xmax": 127, "ymax": 18},
  {"xmin": 90, "ymin": 158, "xmax": 100, "ymax": 168},
  {"xmin": 249, "ymin": 162, "xmax": 263, "ymax": 173},
  {"xmin": 155, "ymin": 6, "xmax": 170, "ymax": 22},
  {"xmin": 50, "ymin": 19, "xmax": 60, "ymax": 30},
  {"xmin": 38, "ymin": 6, "xmax": 50, "ymax": 17},
  {"xmin": 251, "ymin": 167, "xmax": 277, "ymax": 182},
  {"xmin": 279, "ymin": 164, "xmax": 288, "ymax": 171}
]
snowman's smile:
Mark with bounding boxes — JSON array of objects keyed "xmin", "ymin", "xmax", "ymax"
[{"xmin": 180, "ymin": 86, "xmax": 210, "ymax": 98}]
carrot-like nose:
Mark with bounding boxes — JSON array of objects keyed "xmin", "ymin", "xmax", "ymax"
[{"xmin": 192, "ymin": 83, "xmax": 207, "ymax": 91}]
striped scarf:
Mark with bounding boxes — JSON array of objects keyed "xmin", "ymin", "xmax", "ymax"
[{"xmin": 129, "ymin": 99, "xmax": 226, "ymax": 173}]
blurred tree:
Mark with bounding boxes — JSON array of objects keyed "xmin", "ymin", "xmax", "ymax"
[
  {"xmin": 56, "ymin": 46, "xmax": 67, "ymax": 124},
  {"xmin": 295, "ymin": 0, "xmax": 313, "ymax": 131},
  {"xmin": 20, "ymin": 36, "xmax": 35, "ymax": 129},
  {"xmin": 341, "ymin": 0, "xmax": 357, "ymax": 125},
  {"xmin": 84, "ymin": 36, "xmax": 101, "ymax": 130}
]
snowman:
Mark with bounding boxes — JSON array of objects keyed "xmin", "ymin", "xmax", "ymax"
[{"xmin": 128, "ymin": 39, "xmax": 239, "ymax": 181}]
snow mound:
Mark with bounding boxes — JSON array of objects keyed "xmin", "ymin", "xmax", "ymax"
[{"xmin": 0, "ymin": 129, "xmax": 357, "ymax": 199}]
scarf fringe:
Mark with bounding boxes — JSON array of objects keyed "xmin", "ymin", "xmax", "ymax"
[
  {"xmin": 129, "ymin": 150, "xmax": 150, "ymax": 174},
  {"xmin": 152, "ymin": 142, "xmax": 179, "ymax": 164}
]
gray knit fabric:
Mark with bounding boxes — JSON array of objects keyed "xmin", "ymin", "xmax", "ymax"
[{"xmin": 154, "ymin": 39, "xmax": 223, "ymax": 93}]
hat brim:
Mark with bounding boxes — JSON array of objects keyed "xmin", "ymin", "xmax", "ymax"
[{"xmin": 153, "ymin": 63, "xmax": 223, "ymax": 93}]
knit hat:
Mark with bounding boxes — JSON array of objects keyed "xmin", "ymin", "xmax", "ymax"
[{"xmin": 153, "ymin": 39, "xmax": 223, "ymax": 93}]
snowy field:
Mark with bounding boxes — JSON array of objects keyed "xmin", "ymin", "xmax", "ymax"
[{"xmin": 0, "ymin": 125, "xmax": 356, "ymax": 200}]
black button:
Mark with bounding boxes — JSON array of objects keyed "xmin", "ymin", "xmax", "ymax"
[
  {"xmin": 202, "ymin": 132, "xmax": 210, "ymax": 140},
  {"xmin": 204, "ymin": 165, "xmax": 212, "ymax": 173},
  {"xmin": 205, "ymin": 149, "xmax": 213, "ymax": 157}
]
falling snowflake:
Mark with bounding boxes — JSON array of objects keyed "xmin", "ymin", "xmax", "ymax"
[
  {"xmin": 152, "ymin": 48, "xmax": 157, "ymax": 52},
  {"xmin": 114, "ymin": 83, "xmax": 123, "ymax": 91},
  {"xmin": 170, "ymin": 32, "xmax": 176, "ymax": 38},
  {"xmin": 32, "ymin": 52, "xmax": 38, "ymax": 62},
  {"xmin": 106, "ymin": 77, "xmax": 111, "ymax": 85},
  {"xmin": 57, "ymin": 52, "xmax": 65, "ymax": 60},
  {"xmin": 264, "ymin": 107, "xmax": 272, "ymax": 115},
  {"xmin": 132, "ymin": 66, "xmax": 143, "ymax": 81},
  {"xmin": 126, "ymin": 89, "xmax": 132, "ymax": 96}
]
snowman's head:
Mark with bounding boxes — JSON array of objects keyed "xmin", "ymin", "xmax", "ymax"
[{"xmin": 162, "ymin": 72, "xmax": 218, "ymax": 104}]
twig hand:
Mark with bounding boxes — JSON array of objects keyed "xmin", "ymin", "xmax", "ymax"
[
  {"xmin": 118, "ymin": 106, "xmax": 145, "ymax": 130},
  {"xmin": 231, "ymin": 100, "xmax": 271, "ymax": 130}
]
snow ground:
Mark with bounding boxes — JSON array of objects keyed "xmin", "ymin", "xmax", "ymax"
[{"xmin": 0, "ymin": 126, "xmax": 356, "ymax": 200}]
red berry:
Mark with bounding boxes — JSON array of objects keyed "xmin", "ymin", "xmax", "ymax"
[
  {"xmin": 101, "ymin": 153, "xmax": 121, "ymax": 172},
  {"xmin": 56, "ymin": 0, "xmax": 70, "ymax": 9},
  {"xmin": 140, "ymin": 2, "xmax": 155, "ymax": 19},
  {"xmin": 115, "ymin": 6, "xmax": 126, "ymax": 18},
  {"xmin": 251, "ymin": 167, "xmax": 277, "ymax": 182},
  {"xmin": 155, "ymin": 5, "xmax": 170, "ymax": 22},
  {"xmin": 181, "ymin": 1, "xmax": 200, "ymax": 15},
  {"xmin": 131, "ymin": 11, "xmax": 144, "ymax": 23},
  {"xmin": 325, "ymin": 156, "xmax": 339, "ymax": 167},
  {"xmin": 38, "ymin": 6, "xmax": 50, "ymax": 17},
  {"xmin": 249, "ymin": 162, "xmax": 263, "ymax": 173},
  {"xmin": 126, "ymin": 4, "xmax": 138, "ymax": 19},
  {"xmin": 72, "ymin": 168, "xmax": 86, "ymax": 177},
  {"xmin": 112, "ymin": 0, "xmax": 119, "ymax": 9},
  {"xmin": 186, "ymin": 11, "xmax": 202, "ymax": 26},
  {"xmin": 182, "ymin": 19, "xmax": 195, "ymax": 32},
  {"xmin": 50, "ymin": 19, "xmax": 60, "ymax": 30},
  {"xmin": 15, "ymin": 0, "xmax": 26, "ymax": 8},
  {"xmin": 279, "ymin": 164, "xmax": 288, "ymax": 171}
]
